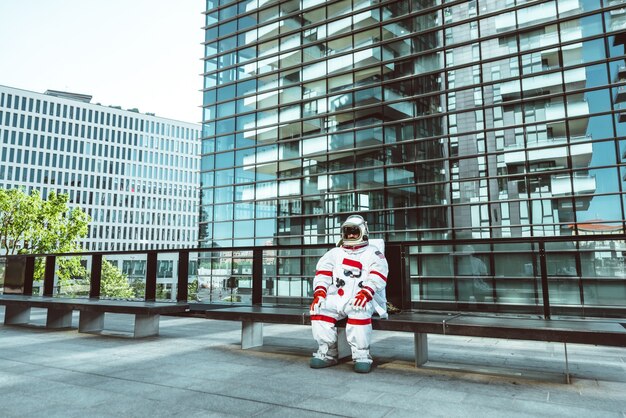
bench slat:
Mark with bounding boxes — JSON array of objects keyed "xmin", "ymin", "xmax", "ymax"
[
  {"xmin": 0, "ymin": 294, "xmax": 189, "ymax": 314},
  {"xmin": 443, "ymin": 315, "xmax": 626, "ymax": 346},
  {"xmin": 201, "ymin": 306, "xmax": 626, "ymax": 347}
]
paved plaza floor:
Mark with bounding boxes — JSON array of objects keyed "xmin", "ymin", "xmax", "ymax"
[{"xmin": 0, "ymin": 307, "xmax": 625, "ymax": 417}]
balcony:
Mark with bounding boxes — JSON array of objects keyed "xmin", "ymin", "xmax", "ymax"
[
  {"xmin": 551, "ymin": 174, "xmax": 597, "ymax": 196},
  {"xmin": 300, "ymin": 46, "xmax": 395, "ymax": 81},
  {"xmin": 243, "ymin": 45, "xmax": 321, "ymax": 76},
  {"xmin": 614, "ymin": 31, "xmax": 626, "ymax": 46},
  {"xmin": 329, "ymin": 87, "xmax": 413, "ymax": 118},
  {"xmin": 615, "ymin": 85, "xmax": 626, "ymax": 104},
  {"xmin": 501, "ymin": 67, "xmax": 584, "ymax": 101},
  {"xmin": 243, "ymin": 83, "xmax": 301, "ymax": 110},
  {"xmin": 243, "ymin": 106, "xmax": 321, "ymax": 142},
  {"xmin": 246, "ymin": 17, "xmax": 302, "ymax": 44},
  {"xmin": 242, "ymin": 144, "xmax": 300, "ymax": 174},
  {"xmin": 608, "ymin": 0, "xmax": 626, "ymax": 8},
  {"xmin": 495, "ymin": 0, "xmax": 580, "ymax": 32},
  {"xmin": 504, "ymin": 139, "xmax": 592, "ymax": 167},
  {"xmin": 555, "ymin": 116, "xmax": 588, "ymax": 138},
  {"xmin": 324, "ymin": 4, "xmax": 409, "ymax": 38},
  {"xmin": 609, "ymin": 16, "xmax": 626, "ymax": 32},
  {"xmin": 244, "ymin": 44, "xmax": 395, "ymax": 93},
  {"xmin": 245, "ymin": 0, "xmax": 280, "ymax": 13},
  {"xmin": 545, "ymin": 100, "xmax": 590, "ymax": 120},
  {"xmin": 302, "ymin": 125, "xmax": 384, "ymax": 162}
]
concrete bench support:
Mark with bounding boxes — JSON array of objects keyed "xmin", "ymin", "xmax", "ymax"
[
  {"xmin": 46, "ymin": 308, "xmax": 73, "ymax": 328},
  {"xmin": 414, "ymin": 332, "xmax": 428, "ymax": 366},
  {"xmin": 242, "ymin": 321, "xmax": 263, "ymax": 349},
  {"xmin": 337, "ymin": 328, "xmax": 351, "ymax": 359},
  {"xmin": 78, "ymin": 311, "xmax": 161, "ymax": 338},
  {"xmin": 4, "ymin": 305, "xmax": 31, "ymax": 325},
  {"xmin": 564, "ymin": 342, "xmax": 570, "ymax": 384},
  {"xmin": 240, "ymin": 321, "xmax": 351, "ymax": 359},
  {"xmin": 134, "ymin": 314, "xmax": 160, "ymax": 338},
  {"xmin": 78, "ymin": 311, "xmax": 105, "ymax": 334},
  {"xmin": 0, "ymin": 295, "xmax": 189, "ymax": 339}
]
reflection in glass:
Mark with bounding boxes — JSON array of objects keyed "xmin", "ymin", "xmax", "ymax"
[{"xmin": 200, "ymin": 0, "xmax": 626, "ymax": 314}]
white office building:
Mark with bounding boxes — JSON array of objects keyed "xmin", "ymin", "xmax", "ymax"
[
  {"xmin": 0, "ymin": 84, "xmax": 200, "ymax": 252},
  {"xmin": 0, "ymin": 85, "xmax": 201, "ymax": 295}
]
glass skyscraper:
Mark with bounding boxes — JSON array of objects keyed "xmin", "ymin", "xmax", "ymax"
[{"xmin": 201, "ymin": 0, "xmax": 626, "ymax": 314}]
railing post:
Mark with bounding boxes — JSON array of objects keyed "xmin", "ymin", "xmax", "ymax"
[
  {"xmin": 3, "ymin": 256, "xmax": 27, "ymax": 294},
  {"xmin": 386, "ymin": 244, "xmax": 408, "ymax": 311},
  {"xmin": 90, "ymin": 254, "xmax": 102, "ymax": 299},
  {"xmin": 23, "ymin": 256, "xmax": 35, "ymax": 296},
  {"xmin": 539, "ymin": 242, "xmax": 551, "ymax": 320},
  {"xmin": 252, "ymin": 248, "xmax": 263, "ymax": 305},
  {"xmin": 43, "ymin": 255, "xmax": 56, "ymax": 297},
  {"xmin": 177, "ymin": 251, "xmax": 189, "ymax": 302},
  {"xmin": 145, "ymin": 252, "xmax": 157, "ymax": 301}
]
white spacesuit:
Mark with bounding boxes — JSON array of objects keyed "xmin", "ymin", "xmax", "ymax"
[{"xmin": 309, "ymin": 215, "xmax": 389, "ymax": 373}]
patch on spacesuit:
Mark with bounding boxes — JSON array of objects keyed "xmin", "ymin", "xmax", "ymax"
[
  {"xmin": 375, "ymin": 251, "xmax": 385, "ymax": 259},
  {"xmin": 342, "ymin": 258, "xmax": 362, "ymax": 269},
  {"xmin": 342, "ymin": 258, "xmax": 362, "ymax": 278}
]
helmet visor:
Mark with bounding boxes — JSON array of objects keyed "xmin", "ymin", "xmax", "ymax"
[{"xmin": 342, "ymin": 225, "xmax": 361, "ymax": 239}]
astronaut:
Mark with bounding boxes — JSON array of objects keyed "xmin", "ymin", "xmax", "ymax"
[{"xmin": 309, "ymin": 215, "xmax": 389, "ymax": 373}]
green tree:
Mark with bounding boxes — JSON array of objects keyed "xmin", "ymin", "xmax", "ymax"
[
  {"xmin": 100, "ymin": 259, "xmax": 135, "ymax": 299},
  {"xmin": 188, "ymin": 278, "xmax": 199, "ymax": 301},
  {"xmin": 0, "ymin": 188, "xmax": 89, "ymax": 283},
  {"xmin": 0, "ymin": 188, "xmax": 89, "ymax": 256},
  {"xmin": 0, "ymin": 188, "xmax": 135, "ymax": 298}
]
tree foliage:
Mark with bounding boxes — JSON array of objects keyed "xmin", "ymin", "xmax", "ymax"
[
  {"xmin": 100, "ymin": 259, "xmax": 135, "ymax": 299},
  {"xmin": 1, "ymin": 188, "xmax": 154, "ymax": 299},
  {"xmin": 0, "ymin": 188, "xmax": 89, "ymax": 256},
  {"xmin": 0, "ymin": 188, "xmax": 90, "ymax": 283}
]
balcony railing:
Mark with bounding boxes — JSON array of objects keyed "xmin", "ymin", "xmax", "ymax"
[{"xmin": 2, "ymin": 235, "xmax": 625, "ymax": 319}]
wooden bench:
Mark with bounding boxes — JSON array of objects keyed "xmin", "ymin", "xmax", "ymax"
[
  {"xmin": 0, "ymin": 294, "xmax": 189, "ymax": 338},
  {"xmin": 199, "ymin": 305, "xmax": 626, "ymax": 382}
]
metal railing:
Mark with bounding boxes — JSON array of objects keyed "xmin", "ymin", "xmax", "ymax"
[{"xmin": 1, "ymin": 233, "xmax": 625, "ymax": 319}]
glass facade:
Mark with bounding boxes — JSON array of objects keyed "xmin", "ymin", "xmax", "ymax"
[{"xmin": 201, "ymin": 0, "xmax": 626, "ymax": 312}]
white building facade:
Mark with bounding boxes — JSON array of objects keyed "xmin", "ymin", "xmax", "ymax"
[{"xmin": 0, "ymin": 85, "xmax": 200, "ymax": 253}]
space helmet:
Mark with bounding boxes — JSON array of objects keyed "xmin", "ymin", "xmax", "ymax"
[{"xmin": 340, "ymin": 215, "xmax": 369, "ymax": 247}]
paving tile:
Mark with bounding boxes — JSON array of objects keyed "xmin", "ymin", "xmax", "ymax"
[{"xmin": 0, "ymin": 309, "xmax": 624, "ymax": 417}]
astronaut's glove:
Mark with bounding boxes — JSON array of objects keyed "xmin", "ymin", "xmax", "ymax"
[
  {"xmin": 350, "ymin": 287, "xmax": 374, "ymax": 310},
  {"xmin": 310, "ymin": 288, "xmax": 327, "ymax": 315}
]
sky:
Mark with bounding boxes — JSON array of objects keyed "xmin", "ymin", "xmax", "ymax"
[{"xmin": 0, "ymin": 0, "xmax": 205, "ymax": 124}]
